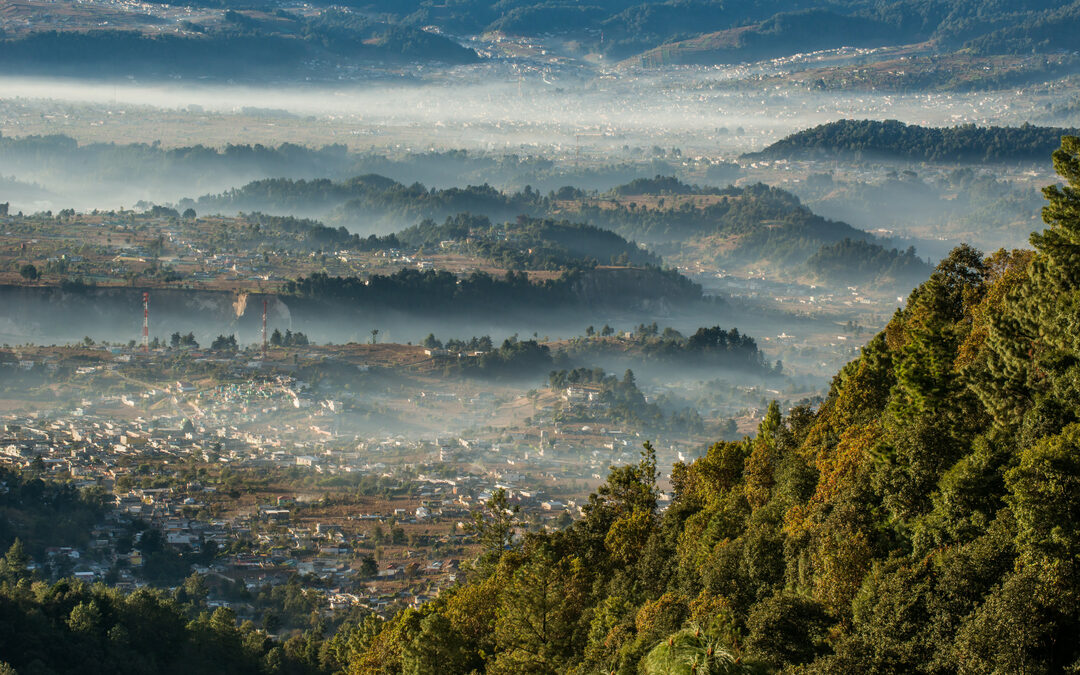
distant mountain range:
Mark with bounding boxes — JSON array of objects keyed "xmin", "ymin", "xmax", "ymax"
[
  {"xmin": 0, "ymin": 14, "xmax": 479, "ymax": 78},
  {"xmin": 7, "ymin": 0, "xmax": 1080, "ymax": 76}
]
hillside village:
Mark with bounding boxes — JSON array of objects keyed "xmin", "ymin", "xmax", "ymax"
[{"xmin": 0, "ymin": 340, "xmax": 702, "ymax": 622}]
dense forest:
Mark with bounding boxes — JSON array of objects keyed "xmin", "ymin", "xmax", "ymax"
[
  {"xmin": 0, "ymin": 553, "xmax": 324, "ymax": 674},
  {"xmin": 0, "ymin": 466, "xmax": 107, "ymax": 561},
  {"xmin": 304, "ymin": 135, "xmax": 1080, "ymax": 673},
  {"xmin": 751, "ymin": 119, "xmax": 1080, "ymax": 163},
  {"xmin": 963, "ymin": 1, "xmax": 1080, "ymax": 56},
  {"xmin": 805, "ymin": 238, "xmax": 932, "ymax": 288},
  {"xmin": 281, "ymin": 266, "xmax": 702, "ymax": 314},
  {"xmin": 6, "ymin": 136, "xmax": 1080, "ymax": 675},
  {"xmin": 441, "ymin": 336, "xmax": 555, "ymax": 380}
]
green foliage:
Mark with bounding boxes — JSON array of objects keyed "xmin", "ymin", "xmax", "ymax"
[
  {"xmin": 334, "ymin": 138, "xmax": 1080, "ymax": 674},
  {"xmin": 19, "ymin": 263, "xmax": 39, "ymax": 281},
  {"xmin": 641, "ymin": 626, "xmax": 753, "ymax": 675},
  {"xmin": 744, "ymin": 592, "xmax": 831, "ymax": 668},
  {"xmin": 210, "ymin": 334, "xmax": 238, "ymax": 351},
  {"xmin": 467, "ymin": 488, "xmax": 519, "ymax": 575},
  {"xmin": 755, "ymin": 118, "xmax": 1080, "ymax": 163},
  {"xmin": 18, "ymin": 134, "xmax": 1080, "ymax": 675},
  {"xmin": 1006, "ymin": 423, "xmax": 1080, "ymax": 565},
  {"xmin": 0, "ymin": 580, "xmax": 318, "ymax": 674},
  {"xmin": 401, "ymin": 612, "xmax": 473, "ymax": 675},
  {"xmin": 559, "ymin": 324, "xmax": 777, "ymax": 377},
  {"xmin": 0, "ymin": 467, "xmax": 107, "ymax": 563},
  {"xmin": 490, "ymin": 549, "xmax": 587, "ymax": 673},
  {"xmin": 806, "ymin": 238, "xmax": 931, "ymax": 288},
  {"xmin": 269, "ymin": 328, "xmax": 309, "ymax": 347},
  {"xmin": 963, "ymin": 2, "xmax": 1080, "ymax": 55},
  {"xmin": 283, "ymin": 266, "xmax": 701, "ymax": 315},
  {"xmin": 611, "ymin": 175, "xmax": 702, "ymax": 196}
]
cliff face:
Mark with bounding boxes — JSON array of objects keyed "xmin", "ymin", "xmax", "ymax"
[
  {"xmin": 0, "ymin": 270, "xmax": 705, "ymax": 345},
  {"xmin": 0, "ymin": 285, "xmax": 288, "ymax": 345}
]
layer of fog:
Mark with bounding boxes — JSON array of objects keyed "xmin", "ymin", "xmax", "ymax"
[
  {"xmin": 0, "ymin": 285, "xmax": 860, "ymax": 378},
  {"xmin": 0, "ymin": 58, "xmax": 1073, "ymax": 214}
]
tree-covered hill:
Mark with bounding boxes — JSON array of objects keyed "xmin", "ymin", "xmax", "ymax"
[
  {"xmin": 282, "ymin": 264, "xmax": 702, "ymax": 314},
  {"xmin": 7, "ymin": 138, "xmax": 1080, "ymax": 675},
  {"xmin": 749, "ymin": 119, "xmax": 1080, "ymax": 163},
  {"xmin": 558, "ymin": 323, "xmax": 781, "ymax": 376},
  {"xmin": 805, "ymin": 237, "xmax": 932, "ymax": 288},
  {"xmin": 395, "ymin": 213, "xmax": 661, "ymax": 270},
  {"xmin": 316, "ymin": 136, "xmax": 1080, "ymax": 673},
  {"xmin": 962, "ymin": 1, "xmax": 1080, "ymax": 56},
  {"xmin": 562, "ymin": 182, "xmax": 896, "ymax": 273},
  {"xmin": 200, "ymin": 174, "xmax": 913, "ymax": 286},
  {"xmin": 197, "ymin": 175, "xmax": 542, "ymax": 226}
]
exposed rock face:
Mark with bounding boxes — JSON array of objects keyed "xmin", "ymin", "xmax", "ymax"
[
  {"xmin": 0, "ymin": 285, "xmax": 286, "ymax": 344},
  {"xmin": 0, "ymin": 268, "xmax": 703, "ymax": 344}
]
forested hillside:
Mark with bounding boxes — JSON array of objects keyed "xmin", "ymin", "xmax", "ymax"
[
  {"xmin": 200, "ymin": 176, "xmax": 900, "ymax": 280},
  {"xmin": 806, "ymin": 238, "xmax": 932, "ymax": 288},
  {"xmin": 0, "ymin": 554, "xmax": 324, "ymax": 675},
  {"xmin": 395, "ymin": 214, "xmax": 660, "ymax": 270},
  {"xmin": 0, "ymin": 466, "xmax": 107, "ymax": 561},
  {"xmin": 7, "ymin": 128, "xmax": 1080, "ymax": 675},
  {"xmin": 750, "ymin": 119, "xmax": 1080, "ymax": 163},
  {"xmin": 321, "ymin": 136, "xmax": 1080, "ymax": 672},
  {"xmin": 281, "ymin": 265, "xmax": 702, "ymax": 314}
]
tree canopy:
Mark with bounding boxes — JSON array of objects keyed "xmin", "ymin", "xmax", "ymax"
[{"xmin": 323, "ymin": 135, "xmax": 1080, "ymax": 674}]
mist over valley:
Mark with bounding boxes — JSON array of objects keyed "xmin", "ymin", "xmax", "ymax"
[{"xmin": 3, "ymin": 2, "xmax": 1080, "ymax": 673}]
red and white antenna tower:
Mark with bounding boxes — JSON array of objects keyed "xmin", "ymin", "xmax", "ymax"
[
  {"xmin": 142, "ymin": 292, "xmax": 149, "ymax": 353},
  {"xmin": 262, "ymin": 298, "xmax": 268, "ymax": 359}
]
